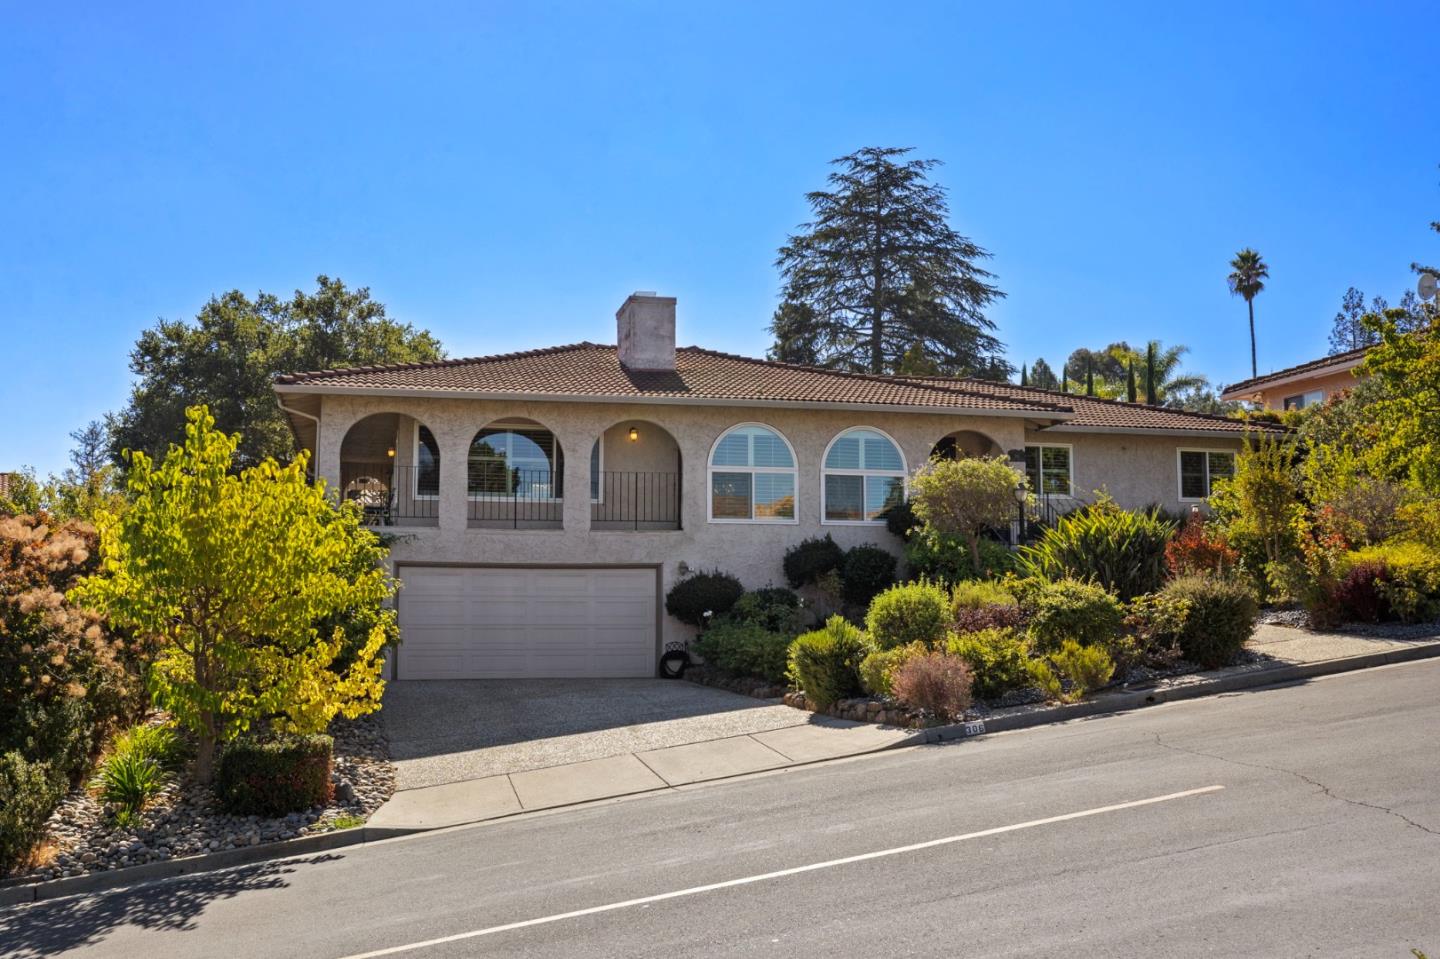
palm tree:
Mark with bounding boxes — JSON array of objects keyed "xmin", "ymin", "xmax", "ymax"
[{"xmin": 1227, "ymin": 248, "xmax": 1269, "ymax": 378}]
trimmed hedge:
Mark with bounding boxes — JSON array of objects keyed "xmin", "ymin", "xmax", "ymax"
[
  {"xmin": 216, "ymin": 734, "xmax": 334, "ymax": 816},
  {"xmin": 787, "ymin": 616, "xmax": 874, "ymax": 708},
  {"xmin": 865, "ymin": 581, "xmax": 950, "ymax": 650},
  {"xmin": 783, "ymin": 536, "xmax": 845, "ymax": 588},
  {"xmin": 1159, "ymin": 575, "xmax": 1257, "ymax": 669},
  {"xmin": 691, "ymin": 620, "xmax": 792, "ymax": 684},
  {"xmin": 665, "ymin": 571, "xmax": 744, "ymax": 627},
  {"xmin": 841, "ymin": 545, "xmax": 897, "ymax": 607}
]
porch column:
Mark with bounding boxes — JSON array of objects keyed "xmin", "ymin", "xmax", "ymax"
[
  {"xmin": 438, "ymin": 425, "xmax": 469, "ymax": 531},
  {"xmin": 314, "ymin": 399, "xmax": 343, "ymax": 501},
  {"xmin": 560, "ymin": 428, "xmax": 593, "ymax": 533}
]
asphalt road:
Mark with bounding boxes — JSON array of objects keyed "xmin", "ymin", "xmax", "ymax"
[{"xmin": 5, "ymin": 659, "xmax": 1439, "ymax": 959}]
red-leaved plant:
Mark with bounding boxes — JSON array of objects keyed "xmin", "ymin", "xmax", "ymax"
[
  {"xmin": 1164, "ymin": 518, "xmax": 1239, "ymax": 578},
  {"xmin": 890, "ymin": 652, "xmax": 973, "ymax": 722}
]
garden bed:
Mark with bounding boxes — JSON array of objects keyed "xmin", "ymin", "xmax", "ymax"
[{"xmin": 8, "ymin": 715, "xmax": 394, "ymax": 885}]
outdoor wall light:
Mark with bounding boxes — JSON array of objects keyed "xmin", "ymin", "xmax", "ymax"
[
  {"xmin": 386, "ymin": 447, "xmax": 396, "ymax": 458},
  {"xmin": 628, "ymin": 427, "xmax": 640, "ymax": 442}
]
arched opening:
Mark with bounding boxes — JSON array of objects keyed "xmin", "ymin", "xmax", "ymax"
[
  {"xmin": 339, "ymin": 413, "xmax": 440, "ymax": 527},
  {"xmin": 592, "ymin": 419, "xmax": 683, "ymax": 530},
  {"xmin": 467, "ymin": 417, "xmax": 565, "ymax": 529},
  {"xmin": 930, "ymin": 429, "xmax": 1004, "ymax": 461}
]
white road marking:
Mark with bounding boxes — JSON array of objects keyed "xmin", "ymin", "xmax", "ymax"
[{"xmin": 335, "ymin": 784, "xmax": 1224, "ymax": 958}]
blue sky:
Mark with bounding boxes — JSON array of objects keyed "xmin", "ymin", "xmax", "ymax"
[{"xmin": 3, "ymin": 1, "xmax": 1438, "ymax": 476}]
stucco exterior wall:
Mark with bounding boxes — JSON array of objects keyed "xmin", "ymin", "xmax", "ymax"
[
  {"xmin": 1024, "ymin": 429, "xmax": 1244, "ymax": 514},
  {"xmin": 313, "ymin": 394, "xmax": 1030, "ymax": 649},
  {"xmin": 1253, "ymin": 368, "xmax": 1360, "ymax": 411}
]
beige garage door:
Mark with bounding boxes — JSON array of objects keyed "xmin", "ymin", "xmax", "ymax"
[{"xmin": 395, "ymin": 566, "xmax": 659, "ymax": 679}]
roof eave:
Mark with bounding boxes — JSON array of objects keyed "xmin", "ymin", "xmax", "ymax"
[
  {"xmin": 272, "ymin": 382, "xmax": 1075, "ymax": 420},
  {"xmin": 1038, "ymin": 423, "xmax": 1287, "ymax": 438},
  {"xmin": 1219, "ymin": 356, "xmax": 1364, "ymax": 400}
]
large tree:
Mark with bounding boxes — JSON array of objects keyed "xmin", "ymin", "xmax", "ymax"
[
  {"xmin": 109, "ymin": 276, "xmax": 444, "ymax": 471},
  {"xmin": 1227, "ymin": 248, "xmax": 1269, "ymax": 379},
  {"xmin": 771, "ymin": 147, "xmax": 1008, "ymax": 378},
  {"xmin": 1027, "ymin": 358, "xmax": 1060, "ymax": 391},
  {"xmin": 1055, "ymin": 340, "xmax": 1205, "ymax": 404}
]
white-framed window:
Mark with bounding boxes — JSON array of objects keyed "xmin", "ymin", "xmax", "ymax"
[
  {"xmin": 468, "ymin": 425, "xmax": 563, "ymax": 500},
  {"xmin": 415, "ymin": 425, "xmax": 441, "ymax": 499},
  {"xmin": 821, "ymin": 427, "xmax": 906, "ymax": 524},
  {"xmin": 1178, "ymin": 448, "xmax": 1236, "ymax": 501},
  {"xmin": 708, "ymin": 423, "xmax": 798, "ymax": 523},
  {"xmin": 1024, "ymin": 444, "xmax": 1073, "ymax": 497},
  {"xmin": 1282, "ymin": 389, "xmax": 1325, "ymax": 411}
]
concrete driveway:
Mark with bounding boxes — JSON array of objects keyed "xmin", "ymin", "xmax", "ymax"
[{"xmin": 381, "ymin": 679, "xmax": 814, "ymax": 790}]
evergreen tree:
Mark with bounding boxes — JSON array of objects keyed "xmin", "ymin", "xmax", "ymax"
[
  {"xmin": 1144, "ymin": 343, "xmax": 1158, "ymax": 404},
  {"xmin": 1126, "ymin": 359, "xmax": 1138, "ymax": 403},
  {"xmin": 1084, "ymin": 358, "xmax": 1096, "ymax": 396},
  {"xmin": 772, "ymin": 147, "xmax": 1008, "ymax": 378},
  {"xmin": 1019, "ymin": 364, "xmax": 1029, "ymax": 387},
  {"xmin": 1029, "ymin": 358, "xmax": 1060, "ymax": 391}
]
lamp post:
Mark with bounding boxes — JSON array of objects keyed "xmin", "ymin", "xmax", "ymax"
[{"xmin": 1013, "ymin": 480, "xmax": 1029, "ymax": 543}]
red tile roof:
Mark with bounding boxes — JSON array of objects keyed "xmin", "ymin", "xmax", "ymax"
[
  {"xmin": 906, "ymin": 378, "xmax": 1286, "ymax": 434},
  {"xmin": 275, "ymin": 343, "xmax": 1283, "ymax": 433},
  {"xmin": 1219, "ymin": 346, "xmax": 1367, "ymax": 397},
  {"xmin": 275, "ymin": 344, "xmax": 1072, "ymax": 414}
]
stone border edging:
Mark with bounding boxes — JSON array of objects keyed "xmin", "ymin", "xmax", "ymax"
[{"xmin": 6, "ymin": 639, "xmax": 1438, "ymax": 910}]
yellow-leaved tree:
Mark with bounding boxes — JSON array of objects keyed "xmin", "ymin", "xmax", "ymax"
[{"xmin": 72, "ymin": 406, "xmax": 394, "ymax": 783}]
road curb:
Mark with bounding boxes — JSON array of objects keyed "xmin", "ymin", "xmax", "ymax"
[
  {"xmin": 5, "ymin": 639, "xmax": 1437, "ymax": 909},
  {"xmin": 0, "ymin": 824, "xmax": 425, "ymax": 908},
  {"xmin": 922, "ymin": 640, "xmax": 1440, "ymax": 744}
]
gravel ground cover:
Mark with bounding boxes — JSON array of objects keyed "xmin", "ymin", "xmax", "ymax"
[{"xmin": 10, "ymin": 715, "xmax": 394, "ymax": 885}]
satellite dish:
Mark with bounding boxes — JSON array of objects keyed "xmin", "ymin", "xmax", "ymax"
[{"xmin": 1421, "ymin": 272, "xmax": 1439, "ymax": 301}]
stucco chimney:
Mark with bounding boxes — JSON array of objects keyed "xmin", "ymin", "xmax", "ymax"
[{"xmin": 616, "ymin": 291, "xmax": 676, "ymax": 372}]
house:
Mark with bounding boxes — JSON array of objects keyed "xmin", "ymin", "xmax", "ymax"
[
  {"xmin": 1219, "ymin": 346, "xmax": 1366, "ymax": 410},
  {"xmin": 274, "ymin": 292, "xmax": 1279, "ymax": 681},
  {"xmin": 0, "ymin": 472, "xmax": 12, "ymax": 501}
]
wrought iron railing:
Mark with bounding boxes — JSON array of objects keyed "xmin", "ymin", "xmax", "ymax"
[
  {"xmin": 467, "ymin": 467, "xmax": 564, "ymax": 529},
  {"xmin": 340, "ymin": 463, "xmax": 439, "ymax": 527},
  {"xmin": 590, "ymin": 471, "xmax": 681, "ymax": 530}
]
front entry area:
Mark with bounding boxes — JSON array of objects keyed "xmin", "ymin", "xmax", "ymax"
[{"xmin": 394, "ymin": 565, "xmax": 660, "ymax": 679}]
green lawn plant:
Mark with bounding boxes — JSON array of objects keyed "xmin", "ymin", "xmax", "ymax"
[{"xmin": 73, "ymin": 406, "xmax": 395, "ymax": 784}]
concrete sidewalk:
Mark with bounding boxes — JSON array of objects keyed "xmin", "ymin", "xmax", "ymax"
[
  {"xmin": 367, "ymin": 623, "xmax": 1440, "ymax": 835},
  {"xmin": 368, "ymin": 715, "xmax": 920, "ymax": 831}
]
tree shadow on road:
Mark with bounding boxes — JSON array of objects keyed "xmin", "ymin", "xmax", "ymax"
[{"xmin": 0, "ymin": 854, "xmax": 344, "ymax": 958}]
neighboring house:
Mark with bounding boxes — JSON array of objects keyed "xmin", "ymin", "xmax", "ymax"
[
  {"xmin": 274, "ymin": 292, "xmax": 1280, "ymax": 681},
  {"xmin": 1220, "ymin": 346, "xmax": 1367, "ymax": 411},
  {"xmin": 0, "ymin": 472, "xmax": 12, "ymax": 500}
]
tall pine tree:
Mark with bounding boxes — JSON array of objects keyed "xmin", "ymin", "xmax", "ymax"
[{"xmin": 771, "ymin": 147, "xmax": 1008, "ymax": 378}]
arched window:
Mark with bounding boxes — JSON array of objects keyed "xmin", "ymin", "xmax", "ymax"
[
  {"xmin": 468, "ymin": 422, "xmax": 563, "ymax": 499},
  {"xmin": 708, "ymin": 424, "xmax": 797, "ymax": 523},
  {"xmin": 416, "ymin": 425, "xmax": 441, "ymax": 497},
  {"xmin": 822, "ymin": 428, "xmax": 906, "ymax": 523}
]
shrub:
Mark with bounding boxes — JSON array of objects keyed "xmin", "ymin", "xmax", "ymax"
[
  {"xmin": 691, "ymin": 620, "xmax": 792, "ymax": 684},
  {"xmin": 1341, "ymin": 541, "xmax": 1440, "ymax": 623},
  {"xmin": 883, "ymin": 499, "xmax": 917, "ymax": 540},
  {"xmin": 909, "ymin": 455, "xmax": 1022, "ymax": 576},
  {"xmin": 950, "ymin": 579, "xmax": 1024, "ymax": 633},
  {"xmin": 890, "ymin": 652, "xmax": 973, "ymax": 721},
  {"xmin": 92, "ymin": 749, "xmax": 168, "ymax": 825},
  {"xmin": 787, "ymin": 616, "xmax": 874, "ymax": 708},
  {"xmin": 905, "ymin": 529, "xmax": 1015, "ymax": 584},
  {"xmin": 109, "ymin": 724, "xmax": 186, "ymax": 770},
  {"xmin": 0, "ymin": 752, "xmax": 62, "ymax": 876},
  {"xmin": 1165, "ymin": 518, "xmax": 1239, "ymax": 578},
  {"xmin": 945, "ymin": 627, "xmax": 1033, "ymax": 701},
  {"xmin": 865, "ymin": 581, "xmax": 950, "ymax": 650},
  {"xmin": 859, "ymin": 642, "xmax": 928, "ymax": 696},
  {"xmin": 215, "ymin": 734, "xmax": 335, "ymax": 816},
  {"xmin": 1046, "ymin": 639, "xmax": 1115, "ymax": 700},
  {"xmin": 1017, "ymin": 501, "xmax": 1176, "ymax": 600},
  {"xmin": 1124, "ymin": 592, "xmax": 1193, "ymax": 670},
  {"xmin": 0, "ymin": 513, "xmax": 142, "ymax": 774},
  {"xmin": 841, "ymin": 545, "xmax": 898, "ymax": 608},
  {"xmin": 665, "ymin": 571, "xmax": 745, "ymax": 627},
  {"xmin": 725, "ymin": 587, "xmax": 805, "ymax": 634},
  {"xmin": 1158, "ymin": 575, "xmax": 1257, "ymax": 669},
  {"xmin": 1324, "ymin": 561, "xmax": 1392, "ymax": 624},
  {"xmin": 1027, "ymin": 580, "xmax": 1125, "ymax": 653},
  {"xmin": 1027, "ymin": 659, "xmax": 1064, "ymax": 701},
  {"xmin": 950, "ymin": 579, "xmax": 1018, "ymax": 610},
  {"xmin": 782, "ymin": 535, "xmax": 845, "ymax": 588}
]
